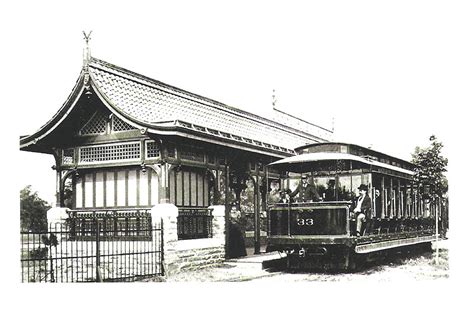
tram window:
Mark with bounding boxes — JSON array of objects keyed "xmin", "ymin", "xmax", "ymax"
[
  {"xmin": 311, "ymin": 175, "xmax": 355, "ymax": 201},
  {"xmin": 350, "ymin": 173, "xmax": 372, "ymax": 198},
  {"xmin": 287, "ymin": 174, "xmax": 300, "ymax": 193},
  {"xmin": 362, "ymin": 174, "xmax": 370, "ymax": 185},
  {"xmin": 314, "ymin": 176, "xmax": 336, "ymax": 201},
  {"xmin": 351, "ymin": 176, "xmax": 362, "ymax": 196},
  {"xmin": 338, "ymin": 176, "xmax": 354, "ymax": 201}
]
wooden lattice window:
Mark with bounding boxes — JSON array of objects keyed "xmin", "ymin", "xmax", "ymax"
[
  {"xmin": 146, "ymin": 141, "xmax": 160, "ymax": 159},
  {"xmin": 62, "ymin": 148, "xmax": 74, "ymax": 164},
  {"xmin": 80, "ymin": 111, "xmax": 109, "ymax": 135},
  {"xmin": 79, "ymin": 111, "xmax": 136, "ymax": 136},
  {"xmin": 79, "ymin": 142, "xmax": 141, "ymax": 164},
  {"xmin": 112, "ymin": 116, "xmax": 135, "ymax": 132}
]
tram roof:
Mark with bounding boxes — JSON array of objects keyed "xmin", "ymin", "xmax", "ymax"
[
  {"xmin": 296, "ymin": 142, "xmax": 416, "ymax": 169},
  {"xmin": 268, "ymin": 152, "xmax": 415, "ymax": 176}
]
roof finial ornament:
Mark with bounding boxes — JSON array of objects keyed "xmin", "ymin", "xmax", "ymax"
[
  {"xmin": 82, "ymin": 31, "xmax": 93, "ymax": 96},
  {"xmin": 82, "ymin": 31, "xmax": 92, "ymax": 67},
  {"xmin": 272, "ymin": 89, "xmax": 277, "ymax": 109}
]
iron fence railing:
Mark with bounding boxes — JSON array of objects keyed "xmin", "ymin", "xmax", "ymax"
[
  {"xmin": 177, "ymin": 207, "xmax": 213, "ymax": 240},
  {"xmin": 67, "ymin": 209, "xmax": 153, "ymax": 241},
  {"xmin": 20, "ymin": 214, "xmax": 163, "ymax": 283}
]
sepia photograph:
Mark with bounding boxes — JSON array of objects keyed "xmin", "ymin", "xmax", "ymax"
[{"xmin": 5, "ymin": 0, "xmax": 472, "ymax": 313}]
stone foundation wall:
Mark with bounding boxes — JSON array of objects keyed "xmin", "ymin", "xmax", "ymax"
[{"xmin": 151, "ymin": 204, "xmax": 225, "ymax": 277}]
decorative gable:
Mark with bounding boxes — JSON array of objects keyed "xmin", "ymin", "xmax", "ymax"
[
  {"xmin": 112, "ymin": 115, "xmax": 135, "ymax": 132},
  {"xmin": 80, "ymin": 110, "xmax": 108, "ymax": 135},
  {"xmin": 79, "ymin": 109, "xmax": 136, "ymax": 136}
]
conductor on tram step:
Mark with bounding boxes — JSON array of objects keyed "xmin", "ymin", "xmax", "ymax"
[
  {"xmin": 289, "ymin": 174, "xmax": 321, "ymax": 202},
  {"xmin": 352, "ymin": 184, "xmax": 372, "ymax": 237}
]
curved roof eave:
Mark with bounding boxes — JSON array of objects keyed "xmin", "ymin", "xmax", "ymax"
[{"xmin": 20, "ymin": 72, "xmax": 86, "ymax": 150}]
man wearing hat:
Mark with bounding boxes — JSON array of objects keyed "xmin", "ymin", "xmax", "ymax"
[
  {"xmin": 352, "ymin": 184, "xmax": 372, "ymax": 236},
  {"xmin": 289, "ymin": 174, "xmax": 320, "ymax": 202}
]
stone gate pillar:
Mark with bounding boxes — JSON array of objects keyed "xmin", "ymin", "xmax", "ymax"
[
  {"xmin": 150, "ymin": 204, "xmax": 226, "ymax": 278},
  {"xmin": 150, "ymin": 204, "xmax": 178, "ymax": 277}
]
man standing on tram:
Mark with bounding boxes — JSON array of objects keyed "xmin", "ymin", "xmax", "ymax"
[{"xmin": 289, "ymin": 174, "xmax": 321, "ymax": 202}]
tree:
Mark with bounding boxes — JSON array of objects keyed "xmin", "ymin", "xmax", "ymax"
[
  {"xmin": 411, "ymin": 135, "xmax": 448, "ymax": 199},
  {"xmin": 20, "ymin": 186, "xmax": 50, "ymax": 232}
]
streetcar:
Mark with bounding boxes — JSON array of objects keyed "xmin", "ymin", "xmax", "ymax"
[{"xmin": 265, "ymin": 142, "xmax": 447, "ymax": 271}]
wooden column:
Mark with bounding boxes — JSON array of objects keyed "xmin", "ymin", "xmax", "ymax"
[
  {"xmin": 159, "ymin": 163, "xmax": 170, "ymax": 204},
  {"xmin": 402, "ymin": 180, "xmax": 405, "ymax": 218},
  {"xmin": 254, "ymin": 172, "xmax": 262, "ymax": 255},
  {"xmin": 224, "ymin": 165, "xmax": 230, "ymax": 259},
  {"xmin": 396, "ymin": 179, "xmax": 401, "ymax": 218},
  {"xmin": 56, "ymin": 169, "xmax": 62, "ymax": 207},
  {"xmin": 407, "ymin": 183, "xmax": 411, "ymax": 218},
  {"xmin": 389, "ymin": 177, "xmax": 393, "ymax": 218},
  {"xmin": 414, "ymin": 185, "xmax": 418, "ymax": 218},
  {"xmin": 381, "ymin": 176, "xmax": 385, "ymax": 218}
]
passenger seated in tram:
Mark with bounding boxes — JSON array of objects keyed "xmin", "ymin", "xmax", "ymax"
[
  {"xmin": 288, "ymin": 174, "xmax": 321, "ymax": 202},
  {"xmin": 351, "ymin": 184, "xmax": 372, "ymax": 237},
  {"xmin": 323, "ymin": 179, "xmax": 336, "ymax": 201},
  {"xmin": 278, "ymin": 189, "xmax": 294, "ymax": 204},
  {"xmin": 268, "ymin": 180, "xmax": 281, "ymax": 204}
]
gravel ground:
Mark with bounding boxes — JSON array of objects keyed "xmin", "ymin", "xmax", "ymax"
[
  {"xmin": 254, "ymin": 245, "xmax": 449, "ymax": 282},
  {"xmin": 151, "ymin": 240, "xmax": 448, "ymax": 282}
]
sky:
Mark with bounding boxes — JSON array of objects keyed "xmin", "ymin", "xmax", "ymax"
[
  {"xmin": 8, "ymin": 0, "xmax": 470, "ymax": 205},
  {"xmin": 4, "ymin": 0, "xmax": 474, "ymax": 304}
]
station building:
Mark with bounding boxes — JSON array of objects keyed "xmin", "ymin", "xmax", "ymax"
[{"xmin": 20, "ymin": 47, "xmax": 332, "ymax": 258}]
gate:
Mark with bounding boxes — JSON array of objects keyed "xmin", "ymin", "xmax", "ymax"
[{"xmin": 21, "ymin": 211, "xmax": 164, "ymax": 282}]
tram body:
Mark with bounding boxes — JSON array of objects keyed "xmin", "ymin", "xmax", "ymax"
[{"xmin": 265, "ymin": 143, "xmax": 447, "ymax": 270}]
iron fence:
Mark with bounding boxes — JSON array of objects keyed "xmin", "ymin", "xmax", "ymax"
[
  {"xmin": 68, "ymin": 209, "xmax": 153, "ymax": 241},
  {"xmin": 177, "ymin": 207, "xmax": 213, "ymax": 240},
  {"xmin": 21, "ymin": 214, "xmax": 163, "ymax": 283}
]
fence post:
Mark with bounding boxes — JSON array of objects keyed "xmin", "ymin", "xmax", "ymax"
[
  {"xmin": 435, "ymin": 197, "xmax": 439, "ymax": 265},
  {"xmin": 49, "ymin": 225, "xmax": 55, "ymax": 283},
  {"xmin": 95, "ymin": 218, "xmax": 102, "ymax": 282},
  {"xmin": 150, "ymin": 204, "xmax": 178, "ymax": 277},
  {"xmin": 161, "ymin": 218, "xmax": 165, "ymax": 275}
]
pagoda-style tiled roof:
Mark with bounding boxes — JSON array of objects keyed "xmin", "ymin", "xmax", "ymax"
[
  {"xmin": 89, "ymin": 58, "xmax": 328, "ymax": 153},
  {"xmin": 21, "ymin": 56, "xmax": 330, "ymax": 157}
]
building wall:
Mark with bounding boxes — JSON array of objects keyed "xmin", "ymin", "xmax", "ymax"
[
  {"xmin": 74, "ymin": 166, "xmax": 213, "ymax": 210},
  {"xmin": 74, "ymin": 167, "xmax": 160, "ymax": 209},
  {"xmin": 169, "ymin": 168, "xmax": 210, "ymax": 208}
]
